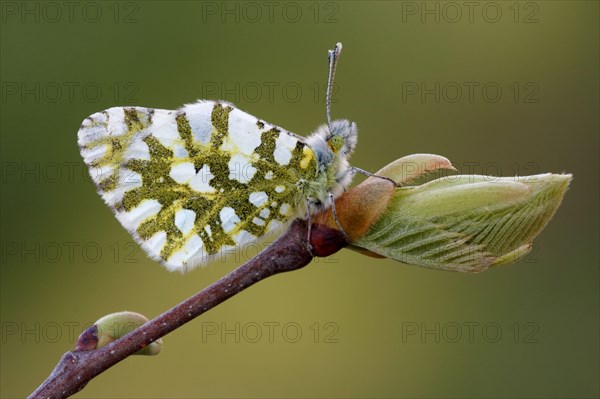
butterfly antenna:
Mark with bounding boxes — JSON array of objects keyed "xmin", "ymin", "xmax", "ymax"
[{"xmin": 326, "ymin": 42, "xmax": 343, "ymax": 132}]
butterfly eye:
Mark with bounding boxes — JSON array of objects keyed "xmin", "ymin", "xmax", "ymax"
[{"xmin": 328, "ymin": 135, "xmax": 344, "ymax": 152}]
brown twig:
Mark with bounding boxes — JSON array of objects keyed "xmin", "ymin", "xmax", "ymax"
[
  {"xmin": 28, "ymin": 177, "xmax": 395, "ymax": 399},
  {"xmin": 28, "ymin": 220, "xmax": 347, "ymax": 399}
]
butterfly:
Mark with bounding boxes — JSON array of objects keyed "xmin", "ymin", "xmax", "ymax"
[{"xmin": 78, "ymin": 43, "xmax": 370, "ymax": 272}]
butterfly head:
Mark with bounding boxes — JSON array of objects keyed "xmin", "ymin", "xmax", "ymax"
[{"xmin": 326, "ymin": 119, "xmax": 358, "ymax": 157}]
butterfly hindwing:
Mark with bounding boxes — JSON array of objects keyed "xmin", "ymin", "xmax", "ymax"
[{"xmin": 78, "ymin": 101, "xmax": 318, "ymax": 271}]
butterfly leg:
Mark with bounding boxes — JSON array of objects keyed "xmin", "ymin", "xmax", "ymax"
[
  {"xmin": 305, "ymin": 198, "xmax": 315, "ymax": 256},
  {"xmin": 328, "ymin": 192, "xmax": 350, "ymax": 243},
  {"xmin": 352, "ymin": 166, "xmax": 400, "ymax": 187}
]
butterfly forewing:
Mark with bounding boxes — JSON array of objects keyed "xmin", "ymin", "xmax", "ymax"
[{"xmin": 78, "ymin": 101, "xmax": 318, "ymax": 271}]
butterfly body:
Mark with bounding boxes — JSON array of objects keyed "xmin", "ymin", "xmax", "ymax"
[{"xmin": 78, "ymin": 100, "xmax": 357, "ymax": 271}]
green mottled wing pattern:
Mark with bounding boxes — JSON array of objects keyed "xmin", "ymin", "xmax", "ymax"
[{"xmin": 78, "ymin": 100, "xmax": 318, "ymax": 271}]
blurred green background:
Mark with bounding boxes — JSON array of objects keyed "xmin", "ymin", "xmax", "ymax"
[{"xmin": 1, "ymin": 1, "xmax": 598, "ymax": 398}]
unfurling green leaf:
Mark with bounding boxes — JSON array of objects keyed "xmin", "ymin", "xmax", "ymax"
[{"xmin": 353, "ymin": 173, "xmax": 572, "ymax": 273}]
